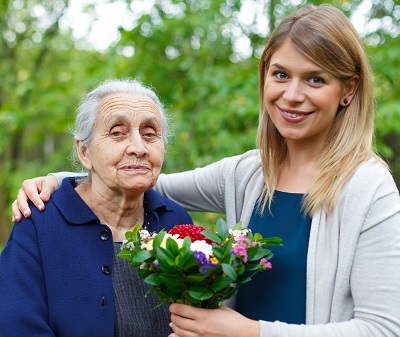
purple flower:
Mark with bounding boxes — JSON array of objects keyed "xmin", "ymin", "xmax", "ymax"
[
  {"xmin": 201, "ymin": 260, "xmax": 219, "ymax": 275},
  {"xmin": 194, "ymin": 251, "xmax": 207, "ymax": 263},
  {"xmin": 193, "ymin": 251, "xmax": 218, "ymax": 275}
]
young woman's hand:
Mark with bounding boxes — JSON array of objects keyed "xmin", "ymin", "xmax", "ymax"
[
  {"xmin": 11, "ymin": 175, "xmax": 58, "ymax": 222},
  {"xmin": 169, "ymin": 304, "xmax": 259, "ymax": 337}
]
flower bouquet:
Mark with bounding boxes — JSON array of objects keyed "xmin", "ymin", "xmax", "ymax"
[{"xmin": 118, "ymin": 218, "xmax": 282, "ymax": 309}]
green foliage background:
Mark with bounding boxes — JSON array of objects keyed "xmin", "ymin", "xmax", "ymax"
[{"xmin": 1, "ymin": 0, "xmax": 399, "ymax": 248}]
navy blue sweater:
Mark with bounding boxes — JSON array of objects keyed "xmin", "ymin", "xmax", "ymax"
[{"xmin": 0, "ymin": 178, "xmax": 192, "ymax": 336}]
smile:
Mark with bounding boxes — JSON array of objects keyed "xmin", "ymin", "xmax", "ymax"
[
  {"xmin": 284, "ymin": 111, "xmax": 302, "ymax": 118},
  {"xmin": 278, "ymin": 107, "xmax": 312, "ymax": 123},
  {"xmin": 122, "ymin": 164, "xmax": 150, "ymax": 171}
]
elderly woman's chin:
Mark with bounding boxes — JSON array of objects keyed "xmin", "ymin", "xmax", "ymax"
[{"xmin": 116, "ymin": 171, "xmax": 160, "ymax": 193}]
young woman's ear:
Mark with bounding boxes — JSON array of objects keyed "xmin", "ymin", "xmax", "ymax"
[
  {"xmin": 341, "ymin": 75, "xmax": 360, "ymax": 106},
  {"xmin": 75, "ymin": 140, "xmax": 92, "ymax": 170}
]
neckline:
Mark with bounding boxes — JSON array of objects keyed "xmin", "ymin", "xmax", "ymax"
[{"xmin": 275, "ymin": 190, "xmax": 305, "ymax": 196}]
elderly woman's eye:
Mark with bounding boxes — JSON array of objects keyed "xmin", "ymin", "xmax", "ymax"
[{"xmin": 143, "ymin": 132, "xmax": 157, "ymax": 139}]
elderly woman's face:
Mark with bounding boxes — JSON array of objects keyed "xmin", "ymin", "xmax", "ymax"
[{"xmin": 80, "ymin": 92, "xmax": 165, "ymax": 195}]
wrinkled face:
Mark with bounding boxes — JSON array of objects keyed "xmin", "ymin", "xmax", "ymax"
[
  {"xmin": 265, "ymin": 39, "xmax": 349, "ymax": 148},
  {"xmin": 77, "ymin": 92, "xmax": 165, "ymax": 196}
]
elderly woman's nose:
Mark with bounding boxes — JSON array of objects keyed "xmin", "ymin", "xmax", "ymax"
[{"xmin": 126, "ymin": 132, "xmax": 148, "ymax": 157}]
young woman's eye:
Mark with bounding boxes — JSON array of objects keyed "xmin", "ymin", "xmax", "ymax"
[
  {"xmin": 308, "ymin": 76, "xmax": 325, "ymax": 85},
  {"xmin": 273, "ymin": 71, "xmax": 288, "ymax": 79}
]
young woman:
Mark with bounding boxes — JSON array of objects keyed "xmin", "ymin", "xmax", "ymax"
[{"xmin": 10, "ymin": 4, "xmax": 400, "ymax": 337}]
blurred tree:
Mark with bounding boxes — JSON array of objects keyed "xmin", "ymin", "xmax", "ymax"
[{"xmin": 0, "ymin": 0, "xmax": 399, "ymax": 248}]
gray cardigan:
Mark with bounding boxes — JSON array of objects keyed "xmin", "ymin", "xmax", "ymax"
[
  {"xmin": 55, "ymin": 150, "xmax": 400, "ymax": 336},
  {"xmin": 154, "ymin": 150, "xmax": 400, "ymax": 337}
]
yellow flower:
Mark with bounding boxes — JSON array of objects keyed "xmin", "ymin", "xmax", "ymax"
[{"xmin": 210, "ymin": 256, "xmax": 219, "ymax": 265}]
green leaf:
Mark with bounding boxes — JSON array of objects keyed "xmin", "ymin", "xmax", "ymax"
[
  {"xmin": 236, "ymin": 275, "xmax": 253, "ymax": 285},
  {"xmin": 152, "ymin": 230, "xmax": 166, "ymax": 250},
  {"xmin": 231, "ymin": 221, "xmax": 243, "ymax": 231},
  {"xmin": 221, "ymin": 263, "xmax": 237, "ymax": 281},
  {"xmin": 181, "ymin": 236, "xmax": 192, "ymax": 253},
  {"xmin": 260, "ymin": 237, "xmax": 283, "ymax": 246},
  {"xmin": 247, "ymin": 247, "xmax": 270, "ymax": 261},
  {"xmin": 210, "ymin": 276, "xmax": 233, "ymax": 291},
  {"xmin": 117, "ymin": 250, "xmax": 132, "ymax": 261},
  {"xmin": 156, "ymin": 247, "xmax": 177, "ymax": 273},
  {"xmin": 185, "ymin": 274, "xmax": 206, "ymax": 284},
  {"xmin": 235, "ymin": 263, "xmax": 245, "ymax": 276},
  {"xmin": 244, "ymin": 262, "xmax": 262, "ymax": 271},
  {"xmin": 124, "ymin": 231, "xmax": 135, "ymax": 241},
  {"xmin": 166, "ymin": 237, "xmax": 180, "ymax": 255},
  {"xmin": 188, "ymin": 286, "xmax": 214, "ymax": 301},
  {"xmin": 144, "ymin": 273, "xmax": 165, "ymax": 285},
  {"xmin": 201, "ymin": 231, "xmax": 223, "ymax": 243},
  {"xmin": 216, "ymin": 218, "xmax": 229, "ymax": 241},
  {"xmin": 131, "ymin": 224, "xmax": 143, "ymax": 239},
  {"xmin": 176, "ymin": 252, "xmax": 197, "ymax": 270},
  {"xmin": 253, "ymin": 233, "xmax": 263, "ymax": 242},
  {"xmin": 132, "ymin": 250, "xmax": 153, "ymax": 264},
  {"xmin": 158, "ymin": 246, "xmax": 177, "ymax": 266},
  {"xmin": 212, "ymin": 244, "xmax": 225, "ymax": 261}
]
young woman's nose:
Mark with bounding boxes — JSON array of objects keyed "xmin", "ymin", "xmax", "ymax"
[{"xmin": 282, "ymin": 79, "xmax": 305, "ymax": 103}]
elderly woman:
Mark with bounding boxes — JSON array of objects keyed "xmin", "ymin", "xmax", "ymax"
[{"xmin": 0, "ymin": 80, "xmax": 193, "ymax": 336}]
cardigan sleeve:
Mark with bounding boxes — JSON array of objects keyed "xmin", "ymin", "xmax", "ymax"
[
  {"xmin": 0, "ymin": 220, "xmax": 56, "ymax": 336},
  {"xmin": 155, "ymin": 150, "xmax": 264, "ymax": 228}
]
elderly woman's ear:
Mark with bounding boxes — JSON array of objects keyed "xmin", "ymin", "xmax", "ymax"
[{"xmin": 75, "ymin": 140, "xmax": 92, "ymax": 171}]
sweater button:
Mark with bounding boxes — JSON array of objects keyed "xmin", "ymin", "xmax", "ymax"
[
  {"xmin": 100, "ymin": 230, "xmax": 110, "ymax": 241},
  {"xmin": 101, "ymin": 265, "xmax": 111, "ymax": 275}
]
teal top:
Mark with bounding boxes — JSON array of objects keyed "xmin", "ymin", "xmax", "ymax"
[{"xmin": 235, "ymin": 191, "xmax": 312, "ymax": 324}]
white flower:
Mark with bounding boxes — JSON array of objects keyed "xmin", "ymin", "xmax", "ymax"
[
  {"xmin": 229, "ymin": 229, "xmax": 249, "ymax": 242},
  {"xmin": 139, "ymin": 229, "xmax": 151, "ymax": 240},
  {"xmin": 122, "ymin": 241, "xmax": 136, "ymax": 251},
  {"xmin": 190, "ymin": 240, "xmax": 213, "ymax": 258}
]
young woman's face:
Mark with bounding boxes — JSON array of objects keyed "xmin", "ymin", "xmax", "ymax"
[
  {"xmin": 265, "ymin": 39, "xmax": 348, "ymax": 148},
  {"xmin": 77, "ymin": 92, "xmax": 165, "ymax": 196}
]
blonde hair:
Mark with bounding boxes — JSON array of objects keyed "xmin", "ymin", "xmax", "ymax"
[{"xmin": 257, "ymin": 4, "xmax": 385, "ymax": 215}]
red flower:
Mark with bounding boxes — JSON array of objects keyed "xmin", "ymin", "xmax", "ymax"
[{"xmin": 168, "ymin": 224, "xmax": 211, "ymax": 243}]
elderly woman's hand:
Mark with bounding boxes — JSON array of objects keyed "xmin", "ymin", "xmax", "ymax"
[{"xmin": 11, "ymin": 175, "xmax": 58, "ymax": 222}]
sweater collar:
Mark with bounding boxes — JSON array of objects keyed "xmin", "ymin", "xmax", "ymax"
[{"xmin": 52, "ymin": 178, "xmax": 172, "ymax": 226}]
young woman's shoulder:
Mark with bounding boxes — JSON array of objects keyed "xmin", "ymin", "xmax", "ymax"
[{"xmin": 352, "ymin": 157, "xmax": 397, "ymax": 190}]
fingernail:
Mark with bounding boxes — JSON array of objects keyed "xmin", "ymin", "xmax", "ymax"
[
  {"xmin": 23, "ymin": 211, "xmax": 28, "ymax": 218},
  {"xmin": 38, "ymin": 204, "xmax": 43, "ymax": 211},
  {"xmin": 11, "ymin": 215, "xmax": 15, "ymax": 222}
]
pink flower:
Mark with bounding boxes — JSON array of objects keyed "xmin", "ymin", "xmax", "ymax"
[
  {"xmin": 260, "ymin": 258, "xmax": 272, "ymax": 270},
  {"xmin": 231, "ymin": 236, "xmax": 251, "ymax": 262}
]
